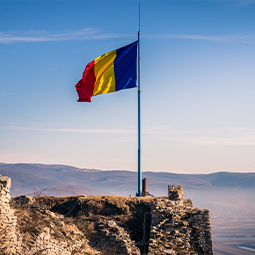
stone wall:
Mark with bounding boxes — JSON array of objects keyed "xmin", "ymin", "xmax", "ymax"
[
  {"xmin": 148, "ymin": 185, "xmax": 213, "ymax": 255},
  {"xmin": 0, "ymin": 175, "xmax": 89, "ymax": 255},
  {"xmin": 0, "ymin": 175, "xmax": 21, "ymax": 255},
  {"xmin": 168, "ymin": 185, "xmax": 183, "ymax": 203}
]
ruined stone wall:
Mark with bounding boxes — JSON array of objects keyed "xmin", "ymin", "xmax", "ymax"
[
  {"xmin": 0, "ymin": 175, "xmax": 21, "ymax": 255},
  {"xmin": 0, "ymin": 175, "xmax": 88, "ymax": 255},
  {"xmin": 148, "ymin": 185, "xmax": 213, "ymax": 255}
]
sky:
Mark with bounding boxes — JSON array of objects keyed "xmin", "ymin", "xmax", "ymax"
[{"xmin": 0, "ymin": 0, "xmax": 255, "ymax": 174}]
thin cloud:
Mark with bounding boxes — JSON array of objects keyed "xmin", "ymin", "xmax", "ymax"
[
  {"xmin": 168, "ymin": 135, "xmax": 255, "ymax": 145},
  {"xmin": 232, "ymin": 0, "xmax": 255, "ymax": 6},
  {"xmin": 0, "ymin": 92, "xmax": 13, "ymax": 96},
  {"xmin": 224, "ymin": 127, "xmax": 255, "ymax": 133},
  {"xmin": 1, "ymin": 29, "xmax": 254, "ymax": 44},
  {"xmin": 143, "ymin": 125, "xmax": 193, "ymax": 135},
  {"xmin": 143, "ymin": 125, "xmax": 173, "ymax": 131},
  {"xmin": 103, "ymin": 138, "xmax": 135, "ymax": 143},
  {"xmin": 0, "ymin": 28, "xmax": 132, "ymax": 44},
  {"xmin": 143, "ymin": 125, "xmax": 255, "ymax": 145},
  {"xmin": 145, "ymin": 33, "xmax": 255, "ymax": 43},
  {"xmin": 5, "ymin": 125, "xmax": 255, "ymax": 145},
  {"xmin": 6, "ymin": 126, "xmax": 134, "ymax": 135}
]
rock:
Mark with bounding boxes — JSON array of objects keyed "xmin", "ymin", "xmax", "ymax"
[
  {"xmin": 164, "ymin": 249, "xmax": 176, "ymax": 254},
  {"xmin": 13, "ymin": 195, "xmax": 35, "ymax": 205},
  {"xmin": 0, "ymin": 176, "xmax": 11, "ymax": 190},
  {"xmin": 92, "ymin": 220, "xmax": 140, "ymax": 255},
  {"xmin": 149, "ymin": 186, "xmax": 214, "ymax": 255},
  {"xmin": 168, "ymin": 185, "xmax": 183, "ymax": 202}
]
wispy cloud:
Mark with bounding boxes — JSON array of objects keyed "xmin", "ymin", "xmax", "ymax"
[
  {"xmin": 186, "ymin": 0, "xmax": 255, "ymax": 6},
  {"xmin": 5, "ymin": 125, "xmax": 255, "ymax": 145},
  {"xmin": 143, "ymin": 125, "xmax": 193, "ymax": 135},
  {"xmin": 1, "ymin": 28, "xmax": 254, "ymax": 44},
  {"xmin": 233, "ymin": 0, "xmax": 255, "ymax": 6},
  {"xmin": 0, "ymin": 92, "xmax": 13, "ymax": 96},
  {"xmin": 224, "ymin": 127, "xmax": 255, "ymax": 133},
  {"xmin": 0, "ymin": 28, "xmax": 132, "ymax": 44},
  {"xmin": 143, "ymin": 125, "xmax": 255, "ymax": 145},
  {"xmin": 172, "ymin": 135, "xmax": 255, "ymax": 145},
  {"xmin": 6, "ymin": 126, "xmax": 134, "ymax": 135},
  {"xmin": 145, "ymin": 33, "xmax": 255, "ymax": 43}
]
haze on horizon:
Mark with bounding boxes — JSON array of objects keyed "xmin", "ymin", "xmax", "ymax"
[{"xmin": 0, "ymin": 0, "xmax": 255, "ymax": 174}]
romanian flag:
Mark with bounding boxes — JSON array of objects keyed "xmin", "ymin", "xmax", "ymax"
[{"xmin": 75, "ymin": 41, "xmax": 138, "ymax": 102}]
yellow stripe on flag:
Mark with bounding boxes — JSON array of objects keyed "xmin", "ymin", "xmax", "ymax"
[{"xmin": 93, "ymin": 49, "xmax": 117, "ymax": 96}]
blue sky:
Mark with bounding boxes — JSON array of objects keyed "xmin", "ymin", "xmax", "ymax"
[{"xmin": 0, "ymin": 0, "xmax": 255, "ymax": 174}]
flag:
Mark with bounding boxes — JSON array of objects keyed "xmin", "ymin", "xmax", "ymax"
[{"xmin": 75, "ymin": 41, "xmax": 138, "ymax": 102}]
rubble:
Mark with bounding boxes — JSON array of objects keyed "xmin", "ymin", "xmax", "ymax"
[{"xmin": 91, "ymin": 220, "xmax": 140, "ymax": 255}]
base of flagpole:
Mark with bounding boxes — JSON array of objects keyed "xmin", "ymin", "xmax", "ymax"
[{"xmin": 136, "ymin": 191, "xmax": 143, "ymax": 197}]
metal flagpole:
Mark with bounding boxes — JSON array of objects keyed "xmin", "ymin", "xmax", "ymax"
[{"xmin": 137, "ymin": 2, "xmax": 142, "ymax": 197}]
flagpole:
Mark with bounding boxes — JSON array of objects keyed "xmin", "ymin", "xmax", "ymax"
[{"xmin": 137, "ymin": 2, "xmax": 142, "ymax": 197}]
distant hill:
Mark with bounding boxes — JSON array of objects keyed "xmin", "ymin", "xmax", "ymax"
[{"xmin": 0, "ymin": 163, "xmax": 254, "ymax": 197}]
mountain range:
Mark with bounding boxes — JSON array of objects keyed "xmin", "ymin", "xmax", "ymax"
[{"xmin": 0, "ymin": 163, "xmax": 254, "ymax": 197}]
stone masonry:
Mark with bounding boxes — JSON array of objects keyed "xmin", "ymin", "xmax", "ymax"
[
  {"xmin": 0, "ymin": 175, "xmax": 21, "ymax": 255},
  {"xmin": 0, "ymin": 175, "xmax": 87, "ymax": 255},
  {"xmin": 148, "ymin": 185, "xmax": 213, "ymax": 255},
  {"xmin": 168, "ymin": 185, "xmax": 183, "ymax": 204}
]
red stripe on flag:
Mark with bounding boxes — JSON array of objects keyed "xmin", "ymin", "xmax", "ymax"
[{"xmin": 75, "ymin": 60, "xmax": 96, "ymax": 102}]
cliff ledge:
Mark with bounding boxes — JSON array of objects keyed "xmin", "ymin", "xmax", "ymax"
[{"xmin": 0, "ymin": 175, "xmax": 213, "ymax": 255}]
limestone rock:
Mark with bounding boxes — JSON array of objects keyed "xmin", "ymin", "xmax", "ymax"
[
  {"xmin": 91, "ymin": 219, "xmax": 140, "ymax": 255},
  {"xmin": 0, "ymin": 176, "xmax": 11, "ymax": 190},
  {"xmin": 12, "ymin": 195, "xmax": 35, "ymax": 205}
]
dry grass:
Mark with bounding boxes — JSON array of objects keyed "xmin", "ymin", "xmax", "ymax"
[{"xmin": 11, "ymin": 195, "xmax": 154, "ymax": 254}]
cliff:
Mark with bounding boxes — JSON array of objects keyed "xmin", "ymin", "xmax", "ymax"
[{"xmin": 0, "ymin": 175, "xmax": 213, "ymax": 255}]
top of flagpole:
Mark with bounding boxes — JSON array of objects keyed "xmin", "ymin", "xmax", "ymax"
[{"xmin": 139, "ymin": 2, "xmax": 140, "ymax": 32}]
